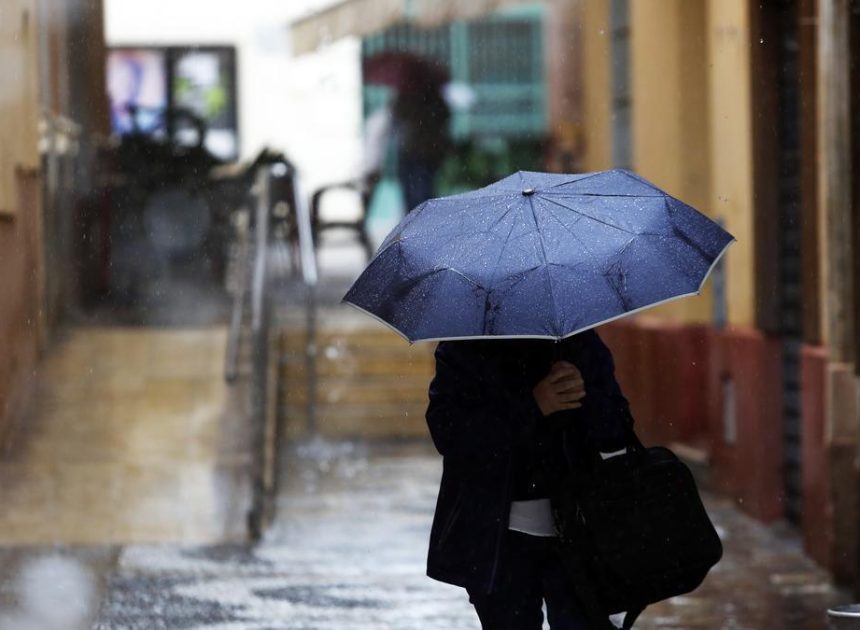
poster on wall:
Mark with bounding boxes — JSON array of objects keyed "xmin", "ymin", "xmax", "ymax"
[
  {"xmin": 107, "ymin": 46, "xmax": 239, "ymax": 161},
  {"xmin": 107, "ymin": 49, "xmax": 169, "ymax": 137}
]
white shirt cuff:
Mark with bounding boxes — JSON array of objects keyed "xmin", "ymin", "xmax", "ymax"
[{"xmin": 599, "ymin": 447, "xmax": 628, "ymax": 460}]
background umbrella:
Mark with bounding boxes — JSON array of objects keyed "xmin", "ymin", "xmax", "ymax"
[
  {"xmin": 344, "ymin": 169, "xmax": 735, "ymax": 343},
  {"xmin": 362, "ymin": 51, "xmax": 449, "ymax": 92}
]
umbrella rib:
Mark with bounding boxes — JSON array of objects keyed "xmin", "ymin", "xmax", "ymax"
[
  {"xmin": 371, "ymin": 199, "xmax": 434, "ymax": 260},
  {"xmin": 436, "ymin": 265, "xmax": 485, "ymax": 290},
  {"xmin": 448, "ymin": 190, "xmax": 521, "ymax": 201},
  {"xmin": 541, "ymin": 195, "xmax": 638, "ymax": 235},
  {"xmin": 370, "ymin": 233, "xmax": 416, "ymax": 261},
  {"xmin": 539, "ymin": 198, "xmax": 632, "ymax": 313},
  {"xmin": 619, "ymin": 169, "xmax": 667, "ymax": 195},
  {"xmin": 487, "ymin": 196, "xmax": 523, "ymax": 232},
  {"xmin": 545, "ymin": 169, "xmax": 606, "ymax": 190},
  {"xmin": 537, "ymin": 199, "xmax": 604, "ymax": 276},
  {"xmin": 526, "ymin": 195, "xmax": 561, "ymax": 336},
  {"xmin": 540, "ymin": 191, "xmax": 664, "ymax": 198},
  {"xmin": 661, "ymin": 197, "xmax": 715, "ymax": 262},
  {"xmin": 486, "ymin": 207, "xmax": 523, "ymax": 296}
]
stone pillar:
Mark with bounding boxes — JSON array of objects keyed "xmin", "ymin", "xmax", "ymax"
[
  {"xmin": 817, "ymin": 0, "xmax": 860, "ymax": 585},
  {"xmin": 818, "ymin": 0, "xmax": 855, "ymax": 362}
]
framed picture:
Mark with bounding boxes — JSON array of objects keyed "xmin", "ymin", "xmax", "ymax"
[{"xmin": 107, "ymin": 45, "xmax": 239, "ymax": 161}]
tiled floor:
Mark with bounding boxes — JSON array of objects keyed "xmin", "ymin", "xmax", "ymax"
[
  {"xmin": 91, "ymin": 440, "xmax": 849, "ymax": 630},
  {"xmin": 0, "ymin": 326, "xmax": 250, "ymax": 546}
]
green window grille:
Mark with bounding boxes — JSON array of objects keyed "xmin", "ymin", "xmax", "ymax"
[{"xmin": 361, "ymin": 4, "xmax": 547, "ymax": 141}]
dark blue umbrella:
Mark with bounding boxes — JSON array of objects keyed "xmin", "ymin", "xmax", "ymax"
[{"xmin": 344, "ymin": 169, "xmax": 735, "ymax": 343}]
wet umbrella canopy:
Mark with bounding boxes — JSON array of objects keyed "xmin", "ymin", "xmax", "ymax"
[{"xmin": 344, "ymin": 169, "xmax": 735, "ymax": 343}]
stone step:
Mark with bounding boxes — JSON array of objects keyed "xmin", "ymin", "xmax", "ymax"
[
  {"xmin": 282, "ymin": 353, "xmax": 435, "ymax": 378},
  {"xmin": 283, "ymin": 335, "xmax": 434, "ymax": 360},
  {"xmin": 284, "ymin": 376, "xmax": 430, "ymax": 406},
  {"xmin": 283, "ymin": 402, "xmax": 430, "ymax": 439},
  {"xmin": 278, "ymin": 326, "xmax": 436, "ymax": 438}
]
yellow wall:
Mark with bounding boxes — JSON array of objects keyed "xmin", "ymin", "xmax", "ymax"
[
  {"xmin": 579, "ymin": 0, "xmax": 612, "ymax": 172},
  {"xmin": 706, "ymin": 0, "xmax": 756, "ymax": 327},
  {"xmin": 578, "ymin": 0, "xmax": 755, "ymax": 327},
  {"xmin": 630, "ymin": 0, "xmax": 713, "ymax": 324}
]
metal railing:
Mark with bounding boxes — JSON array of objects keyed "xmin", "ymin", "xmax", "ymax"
[
  {"xmin": 224, "ymin": 208, "xmax": 250, "ymax": 384},
  {"xmin": 224, "ymin": 155, "xmax": 318, "ymax": 540},
  {"xmin": 247, "ymin": 166, "xmax": 275, "ymax": 540}
]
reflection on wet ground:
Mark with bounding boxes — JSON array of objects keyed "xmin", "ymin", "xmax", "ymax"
[
  {"xmin": 0, "ymin": 263, "xmax": 850, "ymax": 628},
  {"xmin": 89, "ymin": 440, "xmax": 847, "ymax": 629},
  {"xmin": 0, "ymin": 326, "xmax": 250, "ymax": 545}
]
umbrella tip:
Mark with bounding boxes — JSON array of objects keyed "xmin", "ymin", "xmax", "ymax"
[{"xmin": 522, "ymin": 188, "xmax": 536, "ymax": 196}]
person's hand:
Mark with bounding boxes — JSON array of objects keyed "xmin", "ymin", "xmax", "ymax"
[{"xmin": 532, "ymin": 361, "xmax": 586, "ymax": 416}]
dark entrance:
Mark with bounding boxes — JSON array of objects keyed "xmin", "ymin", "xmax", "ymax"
[{"xmin": 751, "ymin": 0, "xmax": 805, "ymax": 524}]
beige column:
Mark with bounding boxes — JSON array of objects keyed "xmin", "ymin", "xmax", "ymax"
[
  {"xmin": 578, "ymin": 0, "xmax": 612, "ymax": 172},
  {"xmin": 706, "ymin": 0, "xmax": 756, "ymax": 328},
  {"xmin": 818, "ymin": 0, "xmax": 860, "ymax": 584},
  {"xmin": 818, "ymin": 0, "xmax": 855, "ymax": 362}
]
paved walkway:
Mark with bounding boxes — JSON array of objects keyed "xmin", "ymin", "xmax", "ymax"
[
  {"xmin": 87, "ymin": 440, "xmax": 846, "ymax": 629},
  {"xmin": 0, "ymin": 326, "xmax": 249, "ymax": 546}
]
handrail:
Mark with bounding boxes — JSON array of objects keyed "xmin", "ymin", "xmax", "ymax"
[
  {"xmin": 224, "ymin": 211, "xmax": 249, "ymax": 383},
  {"xmin": 222, "ymin": 152, "xmax": 320, "ymax": 540},
  {"xmin": 248, "ymin": 166, "xmax": 273, "ymax": 540}
]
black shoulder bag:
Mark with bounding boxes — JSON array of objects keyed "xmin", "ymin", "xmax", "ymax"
[{"xmin": 551, "ymin": 430, "xmax": 723, "ymax": 629}]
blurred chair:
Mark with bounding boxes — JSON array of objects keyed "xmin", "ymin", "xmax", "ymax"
[{"xmin": 310, "ymin": 171, "xmax": 380, "ymax": 263}]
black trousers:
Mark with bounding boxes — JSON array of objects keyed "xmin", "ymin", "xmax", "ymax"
[{"xmin": 466, "ymin": 530, "xmax": 593, "ymax": 630}]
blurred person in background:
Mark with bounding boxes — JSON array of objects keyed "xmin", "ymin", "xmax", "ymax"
[{"xmin": 391, "ymin": 77, "xmax": 451, "ymax": 211}]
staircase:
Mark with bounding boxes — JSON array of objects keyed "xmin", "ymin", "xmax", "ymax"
[{"xmin": 279, "ymin": 324, "xmax": 436, "ymax": 440}]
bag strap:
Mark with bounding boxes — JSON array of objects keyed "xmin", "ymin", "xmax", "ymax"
[{"xmin": 583, "ymin": 423, "xmax": 645, "ymax": 469}]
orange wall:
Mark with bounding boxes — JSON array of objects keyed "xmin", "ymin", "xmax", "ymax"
[{"xmin": 601, "ymin": 320, "xmax": 785, "ymax": 524}]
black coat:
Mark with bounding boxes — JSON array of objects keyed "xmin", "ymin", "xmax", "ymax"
[{"xmin": 424, "ymin": 329, "xmax": 635, "ymax": 594}]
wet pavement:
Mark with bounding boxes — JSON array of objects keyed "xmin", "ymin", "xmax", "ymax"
[
  {"xmin": 0, "ymin": 258, "xmax": 850, "ymax": 628},
  {"xmin": 86, "ymin": 439, "xmax": 847, "ymax": 630}
]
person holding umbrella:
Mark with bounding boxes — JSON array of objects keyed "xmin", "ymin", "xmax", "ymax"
[
  {"xmin": 425, "ymin": 334, "xmax": 634, "ymax": 629},
  {"xmin": 344, "ymin": 169, "xmax": 735, "ymax": 629}
]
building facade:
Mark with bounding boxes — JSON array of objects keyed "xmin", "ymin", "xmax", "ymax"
[
  {"xmin": 574, "ymin": 0, "xmax": 860, "ymax": 586},
  {"xmin": 0, "ymin": 0, "xmax": 108, "ymax": 444},
  {"xmin": 290, "ymin": 0, "xmax": 860, "ymax": 585}
]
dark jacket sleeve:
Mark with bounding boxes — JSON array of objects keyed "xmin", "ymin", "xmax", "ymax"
[
  {"xmin": 578, "ymin": 331, "xmax": 635, "ymax": 452},
  {"xmin": 425, "ymin": 342, "xmax": 545, "ymax": 460}
]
